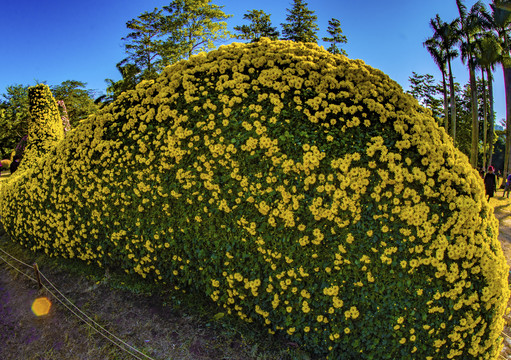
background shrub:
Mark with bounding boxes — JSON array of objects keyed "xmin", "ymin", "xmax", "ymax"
[{"xmin": 0, "ymin": 39, "xmax": 508, "ymax": 359}]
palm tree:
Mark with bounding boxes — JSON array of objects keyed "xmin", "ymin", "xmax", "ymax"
[
  {"xmin": 490, "ymin": 0, "xmax": 511, "ymax": 177},
  {"xmin": 474, "ymin": 34, "xmax": 502, "ymax": 169},
  {"xmin": 429, "ymin": 14, "xmax": 460, "ymax": 140},
  {"xmin": 456, "ymin": 0, "xmax": 488, "ymax": 168},
  {"xmin": 424, "ymin": 37, "xmax": 450, "ymax": 133}
]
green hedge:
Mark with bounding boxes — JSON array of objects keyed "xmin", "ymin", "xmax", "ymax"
[{"xmin": 0, "ymin": 39, "xmax": 508, "ymax": 359}]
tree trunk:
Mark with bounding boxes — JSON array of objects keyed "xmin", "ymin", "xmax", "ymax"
[
  {"xmin": 505, "ymin": 64, "xmax": 511, "ymax": 178},
  {"xmin": 442, "ymin": 71, "xmax": 449, "ymax": 133},
  {"xmin": 482, "ymin": 68, "xmax": 488, "ymax": 171},
  {"xmin": 188, "ymin": 30, "xmax": 193, "ymax": 58},
  {"xmin": 145, "ymin": 43, "xmax": 152, "ymax": 76},
  {"xmin": 502, "ymin": 32, "xmax": 511, "ymax": 178},
  {"xmin": 469, "ymin": 63, "xmax": 479, "ymax": 168},
  {"xmin": 488, "ymin": 67, "xmax": 495, "ymax": 168},
  {"xmin": 448, "ymin": 58, "xmax": 457, "ymax": 141}
]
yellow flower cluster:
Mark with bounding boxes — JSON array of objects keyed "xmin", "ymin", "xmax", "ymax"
[
  {"xmin": 17, "ymin": 84, "xmax": 64, "ymax": 172},
  {"xmin": 0, "ymin": 38, "xmax": 508, "ymax": 359}
]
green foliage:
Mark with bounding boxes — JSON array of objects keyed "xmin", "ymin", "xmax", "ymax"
[
  {"xmin": 406, "ymin": 72, "xmax": 444, "ymax": 120},
  {"xmin": 113, "ymin": 0, "xmax": 232, "ymax": 101},
  {"xmin": 121, "ymin": 8, "xmax": 170, "ymax": 80},
  {"xmin": 162, "ymin": 0, "xmax": 232, "ymax": 59},
  {"xmin": 454, "ymin": 83, "xmax": 473, "ymax": 156},
  {"xmin": 452, "ymin": 79, "xmax": 502, "ymax": 163},
  {"xmin": 234, "ymin": 9, "xmax": 280, "ymax": 42},
  {"xmin": 1, "ymin": 81, "xmax": 98, "ymax": 157},
  {"xmin": 104, "ymin": 62, "xmax": 142, "ymax": 102},
  {"xmin": 406, "ymin": 66, "xmax": 508, "ymax": 167},
  {"xmin": 0, "ymin": 85, "xmax": 30, "ymax": 157},
  {"xmin": 281, "ymin": 0, "xmax": 319, "ymax": 43},
  {"xmin": 1, "ymin": 40, "xmax": 509, "ymax": 360},
  {"xmin": 322, "ymin": 18, "xmax": 348, "ymax": 56},
  {"xmin": 50, "ymin": 80, "xmax": 98, "ymax": 126},
  {"xmin": 492, "ymin": 129, "xmax": 506, "ymax": 170},
  {"xmin": 427, "ymin": 14, "xmax": 460, "ymax": 140}
]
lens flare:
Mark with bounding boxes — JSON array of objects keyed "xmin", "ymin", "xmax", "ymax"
[{"xmin": 31, "ymin": 297, "xmax": 52, "ymax": 316}]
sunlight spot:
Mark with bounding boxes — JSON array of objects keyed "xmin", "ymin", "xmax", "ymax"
[{"xmin": 31, "ymin": 297, "xmax": 52, "ymax": 317}]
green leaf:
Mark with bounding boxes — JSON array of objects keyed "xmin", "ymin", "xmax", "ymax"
[{"xmin": 213, "ymin": 312, "xmax": 225, "ymax": 320}]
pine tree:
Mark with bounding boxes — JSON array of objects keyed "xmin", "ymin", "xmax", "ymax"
[
  {"xmin": 281, "ymin": 0, "xmax": 319, "ymax": 43},
  {"xmin": 322, "ymin": 18, "xmax": 348, "ymax": 56},
  {"xmin": 234, "ymin": 9, "xmax": 279, "ymax": 42}
]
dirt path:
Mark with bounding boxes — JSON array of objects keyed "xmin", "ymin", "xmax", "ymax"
[
  {"xmin": 493, "ymin": 196, "xmax": 511, "ymax": 359},
  {"xmin": 495, "ymin": 203, "xmax": 511, "ymax": 265}
]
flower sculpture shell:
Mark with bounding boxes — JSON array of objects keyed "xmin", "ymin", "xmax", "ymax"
[{"xmin": 1, "ymin": 39, "xmax": 508, "ymax": 359}]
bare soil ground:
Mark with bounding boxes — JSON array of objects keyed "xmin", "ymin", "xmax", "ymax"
[{"xmin": 1, "ymin": 169, "xmax": 511, "ymax": 360}]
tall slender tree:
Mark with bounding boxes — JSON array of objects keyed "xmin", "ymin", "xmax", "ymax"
[
  {"xmin": 490, "ymin": 0, "xmax": 511, "ymax": 178},
  {"xmin": 281, "ymin": 0, "xmax": 319, "ymax": 43},
  {"xmin": 115, "ymin": 0, "xmax": 232, "ymax": 102},
  {"xmin": 424, "ymin": 37, "xmax": 450, "ymax": 132},
  {"xmin": 429, "ymin": 14, "xmax": 460, "ymax": 141},
  {"xmin": 474, "ymin": 34, "xmax": 502, "ymax": 169},
  {"xmin": 234, "ymin": 9, "xmax": 279, "ymax": 41},
  {"xmin": 456, "ymin": 0, "xmax": 488, "ymax": 168},
  {"xmin": 162, "ymin": 0, "xmax": 232, "ymax": 60},
  {"xmin": 121, "ymin": 8, "xmax": 168, "ymax": 80},
  {"xmin": 480, "ymin": 60, "xmax": 489, "ymax": 170},
  {"xmin": 322, "ymin": 18, "xmax": 348, "ymax": 56}
]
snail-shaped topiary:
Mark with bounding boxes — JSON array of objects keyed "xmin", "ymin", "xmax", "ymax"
[{"xmin": 1, "ymin": 39, "xmax": 508, "ymax": 359}]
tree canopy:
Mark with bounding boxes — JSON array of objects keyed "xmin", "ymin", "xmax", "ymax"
[
  {"xmin": 50, "ymin": 80, "xmax": 98, "ymax": 126},
  {"xmin": 0, "ymin": 85, "xmax": 30, "ymax": 158},
  {"xmin": 406, "ymin": 72, "xmax": 444, "ymax": 120},
  {"xmin": 121, "ymin": 8, "xmax": 169, "ymax": 81},
  {"xmin": 162, "ymin": 0, "xmax": 232, "ymax": 59},
  {"xmin": 234, "ymin": 9, "xmax": 279, "ymax": 42},
  {"xmin": 109, "ymin": 0, "xmax": 232, "ymax": 101}
]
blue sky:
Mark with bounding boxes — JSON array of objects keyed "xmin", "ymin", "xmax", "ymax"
[{"xmin": 0, "ymin": 0, "xmax": 505, "ymax": 123}]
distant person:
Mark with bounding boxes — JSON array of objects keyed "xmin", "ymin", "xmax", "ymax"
[
  {"xmin": 484, "ymin": 166, "xmax": 497, "ymax": 201},
  {"xmin": 503, "ymin": 174, "xmax": 511, "ymax": 199},
  {"xmin": 10, "ymin": 155, "xmax": 20, "ymax": 174}
]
